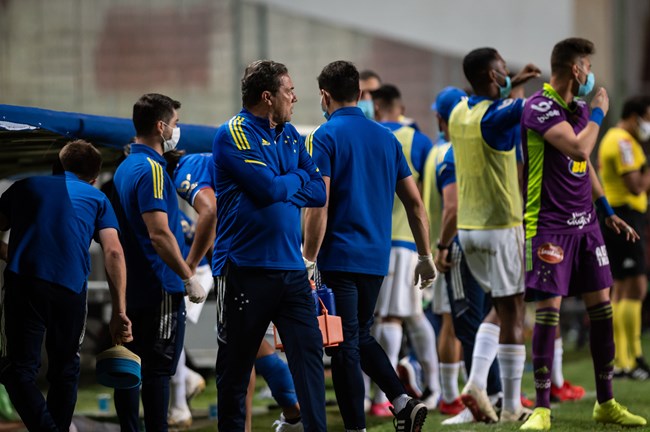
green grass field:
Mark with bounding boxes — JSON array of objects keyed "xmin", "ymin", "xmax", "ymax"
[{"xmin": 63, "ymin": 335, "xmax": 650, "ymax": 431}]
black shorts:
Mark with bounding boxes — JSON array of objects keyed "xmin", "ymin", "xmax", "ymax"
[{"xmin": 600, "ymin": 205, "xmax": 646, "ymax": 279}]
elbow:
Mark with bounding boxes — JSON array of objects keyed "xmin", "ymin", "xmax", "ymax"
[{"xmin": 104, "ymin": 247, "xmax": 124, "ymax": 264}]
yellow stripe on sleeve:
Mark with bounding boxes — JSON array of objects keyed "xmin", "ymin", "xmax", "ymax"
[
  {"xmin": 244, "ymin": 159, "xmax": 267, "ymax": 166},
  {"xmin": 235, "ymin": 117, "xmax": 251, "ymax": 150},
  {"xmin": 228, "ymin": 118, "xmax": 243, "ymax": 150},
  {"xmin": 147, "ymin": 158, "xmax": 163, "ymax": 199}
]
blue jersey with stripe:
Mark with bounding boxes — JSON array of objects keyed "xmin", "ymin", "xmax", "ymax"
[
  {"xmin": 0, "ymin": 172, "xmax": 119, "ymax": 293},
  {"xmin": 172, "ymin": 153, "xmax": 216, "ymax": 206},
  {"xmin": 467, "ymin": 95, "xmax": 525, "ymax": 153},
  {"xmin": 212, "ymin": 109, "xmax": 325, "ymax": 275},
  {"xmin": 113, "ymin": 144, "xmax": 186, "ymax": 306},
  {"xmin": 308, "ymin": 107, "xmax": 412, "ymax": 276}
]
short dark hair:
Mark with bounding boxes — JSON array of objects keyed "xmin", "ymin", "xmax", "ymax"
[
  {"xmin": 550, "ymin": 38, "xmax": 595, "ymax": 76},
  {"xmin": 241, "ymin": 60, "xmax": 288, "ymax": 108},
  {"xmin": 318, "ymin": 61, "xmax": 360, "ymax": 103},
  {"xmin": 463, "ymin": 47, "xmax": 499, "ymax": 89},
  {"xmin": 59, "ymin": 139, "xmax": 102, "ymax": 181},
  {"xmin": 371, "ymin": 84, "xmax": 401, "ymax": 108},
  {"xmin": 622, "ymin": 95, "xmax": 650, "ymax": 119},
  {"xmin": 133, "ymin": 93, "xmax": 181, "ymax": 136},
  {"xmin": 359, "ymin": 69, "xmax": 381, "ymax": 82}
]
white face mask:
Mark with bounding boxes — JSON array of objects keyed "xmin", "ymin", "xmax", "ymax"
[
  {"xmin": 637, "ymin": 120, "xmax": 650, "ymax": 142},
  {"xmin": 162, "ymin": 123, "xmax": 181, "ymax": 153}
]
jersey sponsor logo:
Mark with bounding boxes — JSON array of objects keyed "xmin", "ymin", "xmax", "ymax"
[
  {"xmin": 567, "ymin": 211, "xmax": 591, "ymax": 229},
  {"xmin": 536, "ymin": 109, "xmax": 560, "ymax": 124},
  {"xmin": 530, "ymin": 101, "xmax": 553, "ymax": 112},
  {"xmin": 496, "ymin": 98, "xmax": 515, "ymax": 110},
  {"xmin": 537, "ymin": 242, "xmax": 564, "ymax": 264},
  {"xmin": 568, "ymin": 159, "xmax": 587, "ymax": 177},
  {"xmin": 178, "ymin": 173, "xmax": 198, "ymax": 200},
  {"xmin": 596, "ymin": 245, "xmax": 609, "ymax": 267},
  {"xmin": 618, "ymin": 139, "xmax": 634, "ymax": 166}
]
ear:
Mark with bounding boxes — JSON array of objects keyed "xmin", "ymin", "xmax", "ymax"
[
  {"xmin": 89, "ymin": 178, "xmax": 97, "ymax": 186},
  {"xmin": 262, "ymin": 90, "xmax": 272, "ymax": 106}
]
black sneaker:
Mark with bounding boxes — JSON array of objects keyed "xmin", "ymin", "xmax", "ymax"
[{"xmin": 391, "ymin": 398, "xmax": 427, "ymax": 432}]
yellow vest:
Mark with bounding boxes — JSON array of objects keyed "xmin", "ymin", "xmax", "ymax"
[
  {"xmin": 449, "ymin": 99, "xmax": 522, "ymax": 230},
  {"xmin": 391, "ymin": 126, "xmax": 417, "ymax": 243},
  {"xmin": 422, "ymin": 143, "xmax": 451, "ymax": 247},
  {"xmin": 598, "ymin": 127, "xmax": 647, "ymax": 213}
]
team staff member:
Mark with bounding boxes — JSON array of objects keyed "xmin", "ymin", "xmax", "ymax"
[
  {"xmin": 598, "ymin": 95, "xmax": 650, "ymax": 379},
  {"xmin": 212, "ymin": 60, "xmax": 327, "ymax": 432},
  {"xmin": 112, "ymin": 93, "xmax": 206, "ymax": 431},
  {"xmin": 303, "ymin": 60, "xmax": 436, "ymax": 432},
  {"xmin": 520, "ymin": 37, "xmax": 645, "ymax": 430},
  {"xmin": 0, "ymin": 140, "xmax": 133, "ymax": 431}
]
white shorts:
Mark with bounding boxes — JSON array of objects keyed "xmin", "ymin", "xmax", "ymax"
[
  {"xmin": 185, "ymin": 264, "xmax": 214, "ymax": 324},
  {"xmin": 375, "ymin": 246, "xmax": 422, "ymax": 317},
  {"xmin": 458, "ymin": 225, "xmax": 524, "ymax": 298},
  {"xmin": 431, "ymin": 274, "xmax": 451, "ymax": 315}
]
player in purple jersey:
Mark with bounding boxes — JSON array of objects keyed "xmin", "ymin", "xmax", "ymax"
[{"xmin": 520, "ymin": 38, "xmax": 646, "ymax": 430}]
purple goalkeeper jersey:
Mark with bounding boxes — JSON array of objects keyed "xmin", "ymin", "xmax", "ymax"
[{"xmin": 521, "ymin": 83, "xmax": 595, "ymax": 239}]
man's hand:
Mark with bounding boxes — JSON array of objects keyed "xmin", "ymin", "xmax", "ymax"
[
  {"xmin": 512, "ymin": 63, "xmax": 542, "ymax": 87},
  {"xmin": 434, "ymin": 248, "xmax": 451, "ymax": 273},
  {"xmin": 184, "ymin": 275, "xmax": 207, "ymax": 303},
  {"xmin": 606, "ymin": 215, "xmax": 640, "ymax": 242},
  {"xmin": 590, "ymin": 87, "xmax": 609, "ymax": 116},
  {"xmin": 303, "ymin": 257, "xmax": 316, "ymax": 280},
  {"xmin": 414, "ymin": 254, "xmax": 438, "ymax": 290},
  {"xmin": 109, "ymin": 312, "xmax": 133, "ymax": 345}
]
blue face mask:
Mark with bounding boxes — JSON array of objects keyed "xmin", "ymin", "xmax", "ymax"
[
  {"xmin": 577, "ymin": 70, "xmax": 595, "ymax": 97},
  {"xmin": 357, "ymin": 99, "xmax": 375, "ymax": 120},
  {"xmin": 320, "ymin": 95, "xmax": 330, "ymax": 120},
  {"xmin": 496, "ymin": 73, "xmax": 512, "ymax": 99}
]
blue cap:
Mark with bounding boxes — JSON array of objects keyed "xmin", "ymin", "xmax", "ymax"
[
  {"xmin": 431, "ymin": 87, "xmax": 467, "ymax": 123},
  {"xmin": 96, "ymin": 345, "xmax": 141, "ymax": 389}
]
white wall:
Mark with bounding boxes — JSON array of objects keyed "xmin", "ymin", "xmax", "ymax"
[{"xmin": 248, "ymin": 0, "xmax": 576, "ymax": 73}]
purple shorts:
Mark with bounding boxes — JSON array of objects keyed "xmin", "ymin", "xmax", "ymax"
[{"xmin": 525, "ymin": 228, "xmax": 613, "ymax": 299}]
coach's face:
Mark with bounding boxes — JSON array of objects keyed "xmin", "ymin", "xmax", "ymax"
[{"xmin": 269, "ymin": 74, "xmax": 297, "ymax": 126}]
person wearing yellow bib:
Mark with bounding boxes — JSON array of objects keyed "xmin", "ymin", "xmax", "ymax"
[
  {"xmin": 448, "ymin": 47, "xmax": 540, "ymax": 424},
  {"xmin": 598, "ymin": 95, "xmax": 650, "ymax": 380}
]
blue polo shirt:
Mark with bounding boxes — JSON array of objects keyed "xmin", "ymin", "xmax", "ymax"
[
  {"xmin": 113, "ymin": 144, "xmax": 186, "ymax": 307},
  {"xmin": 173, "ymin": 153, "xmax": 216, "ymax": 206},
  {"xmin": 308, "ymin": 106, "xmax": 412, "ymax": 276},
  {"xmin": 0, "ymin": 172, "xmax": 119, "ymax": 293},
  {"xmin": 212, "ymin": 109, "xmax": 325, "ymax": 275}
]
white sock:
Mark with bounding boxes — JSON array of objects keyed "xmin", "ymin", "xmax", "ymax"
[
  {"xmin": 497, "ymin": 344, "xmax": 525, "ymax": 413},
  {"xmin": 405, "ymin": 314, "xmax": 440, "ymax": 395},
  {"xmin": 552, "ymin": 337, "xmax": 564, "ymax": 387},
  {"xmin": 440, "ymin": 363, "xmax": 461, "ymax": 403},
  {"xmin": 170, "ymin": 348, "xmax": 188, "ymax": 410},
  {"xmin": 459, "ymin": 360, "xmax": 468, "ymax": 383},
  {"xmin": 466, "ymin": 323, "xmax": 500, "ymax": 391},
  {"xmin": 374, "ymin": 321, "xmax": 403, "ymax": 404},
  {"xmin": 392, "ymin": 394, "xmax": 410, "ymax": 413}
]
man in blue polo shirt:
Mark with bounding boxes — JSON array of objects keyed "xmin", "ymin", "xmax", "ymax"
[
  {"xmin": 212, "ymin": 60, "xmax": 327, "ymax": 432},
  {"xmin": 303, "ymin": 60, "xmax": 437, "ymax": 432},
  {"xmin": 0, "ymin": 140, "xmax": 133, "ymax": 431},
  {"xmin": 112, "ymin": 93, "xmax": 206, "ymax": 431}
]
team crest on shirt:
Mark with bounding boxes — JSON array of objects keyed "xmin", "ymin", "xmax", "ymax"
[
  {"xmin": 568, "ymin": 159, "xmax": 587, "ymax": 177},
  {"xmin": 537, "ymin": 243, "xmax": 564, "ymax": 264}
]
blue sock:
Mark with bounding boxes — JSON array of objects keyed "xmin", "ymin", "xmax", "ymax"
[{"xmin": 255, "ymin": 353, "xmax": 298, "ymax": 407}]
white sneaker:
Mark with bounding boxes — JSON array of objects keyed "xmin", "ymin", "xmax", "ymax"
[
  {"xmin": 272, "ymin": 413, "xmax": 304, "ymax": 431},
  {"xmin": 499, "ymin": 406, "xmax": 532, "ymax": 422},
  {"xmin": 168, "ymin": 405, "xmax": 192, "ymax": 428},
  {"xmin": 185, "ymin": 368, "xmax": 206, "ymax": 401},
  {"xmin": 421, "ymin": 389, "xmax": 441, "ymax": 411},
  {"xmin": 460, "ymin": 382, "xmax": 498, "ymax": 423},
  {"xmin": 441, "ymin": 407, "xmax": 475, "ymax": 425}
]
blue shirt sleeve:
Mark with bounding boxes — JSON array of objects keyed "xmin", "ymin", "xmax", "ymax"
[
  {"xmin": 480, "ymin": 98, "xmax": 525, "ymax": 151},
  {"xmin": 213, "ymin": 122, "xmax": 309, "ymax": 207},
  {"xmin": 437, "ymin": 146, "xmax": 456, "ymax": 191},
  {"xmin": 136, "ymin": 159, "xmax": 169, "ymax": 214},
  {"xmin": 411, "ymin": 131, "xmax": 434, "ymax": 178},
  {"xmin": 93, "ymin": 195, "xmax": 120, "ymax": 241},
  {"xmin": 287, "ymin": 130, "xmax": 326, "ymax": 208},
  {"xmin": 310, "ymin": 127, "xmax": 332, "ymax": 178},
  {"xmin": 174, "ymin": 155, "xmax": 215, "ymax": 206}
]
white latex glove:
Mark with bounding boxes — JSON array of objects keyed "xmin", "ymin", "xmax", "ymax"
[
  {"xmin": 303, "ymin": 257, "xmax": 316, "ymax": 280},
  {"xmin": 184, "ymin": 275, "xmax": 207, "ymax": 304},
  {"xmin": 413, "ymin": 254, "xmax": 438, "ymax": 290}
]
